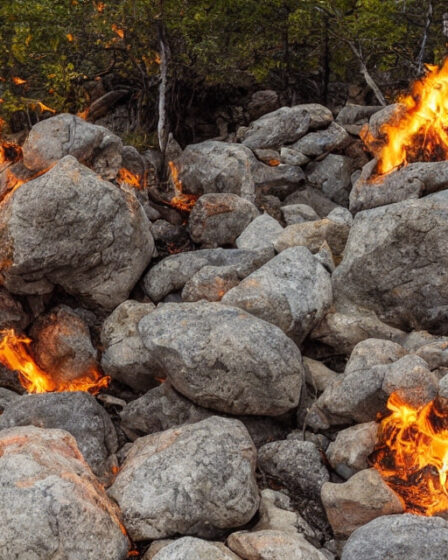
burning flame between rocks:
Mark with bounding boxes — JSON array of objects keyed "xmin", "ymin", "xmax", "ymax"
[
  {"xmin": 168, "ymin": 160, "xmax": 198, "ymax": 212},
  {"xmin": 363, "ymin": 58, "xmax": 448, "ymax": 176},
  {"xmin": 117, "ymin": 167, "xmax": 145, "ymax": 190},
  {"xmin": 371, "ymin": 392, "xmax": 448, "ymax": 516},
  {"xmin": 0, "ymin": 329, "xmax": 109, "ymax": 394}
]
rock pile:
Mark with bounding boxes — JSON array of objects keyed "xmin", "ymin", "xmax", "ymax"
[{"xmin": 0, "ymin": 100, "xmax": 446, "ymax": 559}]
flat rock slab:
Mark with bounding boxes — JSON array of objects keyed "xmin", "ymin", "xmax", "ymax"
[
  {"xmin": 341, "ymin": 514, "xmax": 448, "ymax": 560},
  {"xmin": 333, "ymin": 193, "xmax": 448, "ymax": 333},
  {"xmin": 0, "ymin": 156, "xmax": 153, "ymax": 310},
  {"xmin": 0, "ymin": 426, "xmax": 129, "ymax": 559},
  {"xmin": 152, "ymin": 537, "xmax": 240, "ymax": 560},
  {"xmin": 138, "ymin": 301, "xmax": 304, "ymax": 415},
  {"xmin": 222, "ymin": 246, "xmax": 332, "ymax": 344},
  {"xmin": 108, "ymin": 416, "xmax": 259, "ymax": 540}
]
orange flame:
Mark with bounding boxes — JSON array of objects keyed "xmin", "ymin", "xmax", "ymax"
[
  {"xmin": 364, "ymin": 59, "xmax": 448, "ymax": 175},
  {"xmin": 0, "ymin": 329, "xmax": 109, "ymax": 394},
  {"xmin": 168, "ymin": 161, "xmax": 198, "ymax": 212},
  {"xmin": 111, "ymin": 24, "xmax": 124, "ymax": 39},
  {"xmin": 12, "ymin": 76, "xmax": 26, "ymax": 85},
  {"xmin": 371, "ymin": 392, "xmax": 448, "ymax": 516},
  {"xmin": 77, "ymin": 107, "xmax": 90, "ymax": 120},
  {"xmin": 117, "ymin": 167, "xmax": 144, "ymax": 189}
]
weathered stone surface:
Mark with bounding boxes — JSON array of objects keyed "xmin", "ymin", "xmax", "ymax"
[
  {"xmin": 0, "ymin": 156, "xmax": 153, "ymax": 310},
  {"xmin": 101, "ymin": 300, "xmax": 157, "ymax": 391},
  {"xmin": 321, "ymin": 469, "xmax": 404, "ymax": 539},
  {"xmin": 416, "ymin": 340, "xmax": 448, "ymax": 370},
  {"xmin": 333, "ymin": 194, "xmax": 448, "ymax": 334},
  {"xmin": 283, "ymin": 187, "xmax": 339, "ymax": 218},
  {"xmin": 0, "ymin": 387, "xmax": 20, "ymax": 412},
  {"xmin": 307, "ymin": 154, "xmax": 353, "ymax": 206},
  {"xmin": 138, "ymin": 302, "xmax": 303, "ymax": 415},
  {"xmin": 22, "ymin": 113, "xmax": 123, "ymax": 180},
  {"xmin": 189, "ymin": 193, "xmax": 259, "ymax": 247},
  {"xmin": 311, "ymin": 354, "xmax": 438, "ymax": 427},
  {"xmin": 241, "ymin": 103, "xmax": 333, "ymax": 150},
  {"xmin": 143, "ymin": 248, "xmax": 271, "ymax": 302},
  {"xmin": 310, "ymin": 309, "xmax": 407, "ymax": 355},
  {"xmin": 364, "ymin": 103, "xmax": 406, "ymax": 141},
  {"xmin": 341, "ymin": 514, "xmax": 448, "ymax": 560},
  {"xmin": 281, "ymin": 204, "xmax": 319, "ymax": 225},
  {"xmin": 182, "ymin": 265, "xmax": 240, "ymax": 301},
  {"xmin": 227, "ymin": 530, "xmax": 327, "ymax": 560},
  {"xmin": 350, "ymin": 160, "xmax": 448, "ymax": 213},
  {"xmin": 336, "ymin": 105, "xmax": 383, "ymax": 125},
  {"xmin": 173, "ymin": 140, "xmax": 303, "ymax": 201},
  {"xmin": 29, "ymin": 305, "xmax": 97, "ymax": 383},
  {"xmin": 109, "ymin": 416, "xmax": 260, "ymax": 540},
  {"xmin": 253, "ymin": 148, "xmax": 281, "ymax": 165},
  {"xmin": 236, "ymin": 213, "xmax": 283, "ymax": 254},
  {"xmin": 280, "ymin": 147, "xmax": 310, "ymax": 166},
  {"xmin": 303, "ymin": 357, "xmax": 339, "ymax": 393},
  {"xmin": 0, "ymin": 426, "xmax": 129, "ymax": 559},
  {"xmin": 0, "ymin": 287, "xmax": 29, "ymax": 330},
  {"xmin": 223, "ymin": 247, "xmax": 332, "ymax": 344},
  {"xmin": 121, "ymin": 145, "xmax": 145, "ymax": 178},
  {"xmin": 258, "ymin": 440, "xmax": 329, "ymax": 500},
  {"xmin": 344, "ymin": 338, "xmax": 407, "ymax": 374},
  {"xmin": 152, "ymin": 537, "xmax": 241, "ymax": 560},
  {"xmin": 274, "ymin": 217, "xmax": 350, "ymax": 258},
  {"xmin": 326, "ymin": 422, "xmax": 378, "ymax": 479},
  {"xmin": 292, "ymin": 122, "xmax": 349, "ymax": 157},
  {"xmin": 327, "ymin": 206, "xmax": 353, "ymax": 226},
  {"xmin": 0, "ymin": 391, "xmax": 118, "ymax": 480}
]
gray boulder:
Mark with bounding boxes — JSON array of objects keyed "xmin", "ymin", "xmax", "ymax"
[
  {"xmin": 283, "ymin": 186, "xmax": 340, "ymax": 217},
  {"xmin": 0, "ymin": 156, "xmax": 153, "ymax": 310},
  {"xmin": 0, "ymin": 287, "xmax": 29, "ymax": 330},
  {"xmin": 189, "ymin": 193, "xmax": 259, "ymax": 247},
  {"xmin": 236, "ymin": 213, "xmax": 283, "ymax": 254},
  {"xmin": 0, "ymin": 391, "xmax": 118, "ymax": 480},
  {"xmin": 222, "ymin": 246, "xmax": 332, "ymax": 344},
  {"xmin": 108, "ymin": 416, "xmax": 259, "ymax": 540},
  {"xmin": 0, "ymin": 426, "xmax": 129, "ymax": 559},
  {"xmin": 281, "ymin": 203, "xmax": 319, "ymax": 225},
  {"xmin": 152, "ymin": 537, "xmax": 240, "ymax": 560},
  {"xmin": 22, "ymin": 113, "xmax": 123, "ymax": 180},
  {"xmin": 333, "ymin": 194, "xmax": 448, "ymax": 333},
  {"xmin": 182, "ymin": 265, "xmax": 240, "ymax": 301},
  {"xmin": 240, "ymin": 103, "xmax": 333, "ymax": 150},
  {"xmin": 307, "ymin": 154, "xmax": 353, "ymax": 206},
  {"xmin": 138, "ymin": 302, "xmax": 303, "ymax": 415},
  {"xmin": 336, "ymin": 104, "xmax": 383, "ymax": 125},
  {"xmin": 101, "ymin": 300, "xmax": 157, "ymax": 391},
  {"xmin": 341, "ymin": 514, "xmax": 448, "ymax": 560},
  {"xmin": 292, "ymin": 122, "xmax": 349, "ymax": 157}
]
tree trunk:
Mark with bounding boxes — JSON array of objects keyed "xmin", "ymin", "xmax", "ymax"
[{"xmin": 157, "ymin": 20, "xmax": 170, "ymax": 157}]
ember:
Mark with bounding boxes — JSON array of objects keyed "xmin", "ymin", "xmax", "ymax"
[
  {"xmin": 371, "ymin": 392, "xmax": 448, "ymax": 516},
  {"xmin": 363, "ymin": 58, "xmax": 448, "ymax": 175},
  {"xmin": 0, "ymin": 329, "xmax": 109, "ymax": 394},
  {"xmin": 168, "ymin": 160, "xmax": 198, "ymax": 212},
  {"xmin": 117, "ymin": 167, "xmax": 145, "ymax": 189}
]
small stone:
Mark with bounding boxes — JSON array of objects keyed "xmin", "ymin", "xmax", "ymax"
[
  {"xmin": 280, "ymin": 147, "xmax": 310, "ymax": 166},
  {"xmin": 236, "ymin": 213, "xmax": 283, "ymax": 254},
  {"xmin": 292, "ymin": 122, "xmax": 349, "ymax": 157},
  {"xmin": 307, "ymin": 154, "xmax": 353, "ymax": 206},
  {"xmin": 182, "ymin": 265, "xmax": 240, "ymax": 301},
  {"xmin": 303, "ymin": 357, "xmax": 339, "ymax": 393},
  {"xmin": 321, "ymin": 468, "xmax": 404, "ymax": 539},
  {"xmin": 151, "ymin": 537, "xmax": 240, "ymax": 560},
  {"xmin": 281, "ymin": 204, "xmax": 320, "ymax": 225}
]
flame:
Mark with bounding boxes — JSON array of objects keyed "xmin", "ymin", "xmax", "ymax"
[
  {"xmin": 364, "ymin": 59, "xmax": 448, "ymax": 175},
  {"xmin": 371, "ymin": 392, "xmax": 448, "ymax": 516},
  {"xmin": 96, "ymin": 1, "xmax": 105, "ymax": 13},
  {"xmin": 168, "ymin": 161, "xmax": 198, "ymax": 212},
  {"xmin": 0, "ymin": 329, "xmax": 109, "ymax": 394},
  {"xmin": 117, "ymin": 167, "xmax": 144, "ymax": 189},
  {"xmin": 111, "ymin": 24, "xmax": 124, "ymax": 39},
  {"xmin": 66, "ymin": 33, "xmax": 74, "ymax": 42},
  {"xmin": 12, "ymin": 76, "xmax": 26, "ymax": 85},
  {"xmin": 77, "ymin": 108, "xmax": 90, "ymax": 120},
  {"xmin": 268, "ymin": 159, "xmax": 280, "ymax": 166},
  {"xmin": 35, "ymin": 101, "xmax": 56, "ymax": 114}
]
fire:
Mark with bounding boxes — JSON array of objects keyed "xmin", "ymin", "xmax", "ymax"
[
  {"xmin": 371, "ymin": 392, "xmax": 448, "ymax": 516},
  {"xmin": 117, "ymin": 167, "xmax": 144, "ymax": 189},
  {"xmin": 364, "ymin": 58, "xmax": 448, "ymax": 175},
  {"xmin": 111, "ymin": 24, "xmax": 124, "ymax": 39},
  {"xmin": 0, "ymin": 329, "xmax": 109, "ymax": 394},
  {"xmin": 168, "ymin": 161, "xmax": 198, "ymax": 212},
  {"xmin": 11, "ymin": 76, "xmax": 26, "ymax": 85}
]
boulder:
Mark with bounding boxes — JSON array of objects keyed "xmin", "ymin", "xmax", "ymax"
[
  {"xmin": 303, "ymin": 357, "xmax": 339, "ymax": 393},
  {"xmin": 100, "ymin": 300, "xmax": 157, "ymax": 391},
  {"xmin": 0, "ymin": 426, "xmax": 129, "ymax": 559},
  {"xmin": 189, "ymin": 193, "xmax": 259, "ymax": 247},
  {"xmin": 22, "ymin": 113, "xmax": 123, "ymax": 180},
  {"xmin": 341, "ymin": 514, "xmax": 448, "ymax": 560},
  {"xmin": 222, "ymin": 246, "xmax": 332, "ymax": 344},
  {"xmin": 152, "ymin": 537, "xmax": 240, "ymax": 560},
  {"xmin": 240, "ymin": 103, "xmax": 333, "ymax": 150},
  {"xmin": 336, "ymin": 105, "xmax": 383, "ymax": 125},
  {"xmin": 0, "ymin": 156, "xmax": 153, "ymax": 310},
  {"xmin": 0, "ymin": 287, "xmax": 29, "ymax": 330},
  {"xmin": 0, "ymin": 391, "xmax": 118, "ymax": 480},
  {"xmin": 138, "ymin": 302, "xmax": 303, "ymax": 415},
  {"xmin": 281, "ymin": 204, "xmax": 319, "ymax": 225},
  {"xmin": 283, "ymin": 186, "xmax": 340, "ymax": 217},
  {"xmin": 143, "ymin": 248, "xmax": 271, "ymax": 302},
  {"xmin": 280, "ymin": 147, "xmax": 310, "ymax": 166},
  {"xmin": 291, "ymin": 122, "xmax": 349, "ymax": 157},
  {"xmin": 227, "ymin": 530, "xmax": 328, "ymax": 560},
  {"xmin": 236, "ymin": 213, "xmax": 283, "ymax": 254},
  {"xmin": 29, "ymin": 305, "xmax": 97, "ymax": 384},
  {"xmin": 182, "ymin": 265, "xmax": 240, "ymax": 301},
  {"xmin": 307, "ymin": 154, "xmax": 353, "ymax": 206},
  {"xmin": 321, "ymin": 469, "xmax": 404, "ymax": 539},
  {"xmin": 108, "ymin": 416, "xmax": 259, "ymax": 540},
  {"xmin": 333, "ymin": 193, "xmax": 448, "ymax": 334}
]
